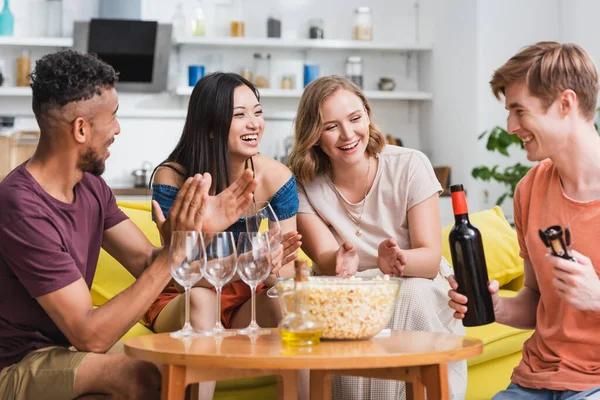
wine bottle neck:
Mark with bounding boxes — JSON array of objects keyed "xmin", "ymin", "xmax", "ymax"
[
  {"xmin": 451, "ymin": 190, "xmax": 469, "ymax": 216},
  {"xmin": 454, "ymin": 214, "xmax": 470, "ymax": 224}
]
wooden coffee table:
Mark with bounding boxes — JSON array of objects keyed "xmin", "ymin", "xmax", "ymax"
[{"xmin": 124, "ymin": 329, "xmax": 482, "ymax": 400}]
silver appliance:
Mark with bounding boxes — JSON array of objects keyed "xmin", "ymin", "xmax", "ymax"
[{"xmin": 73, "ymin": 19, "xmax": 171, "ymax": 93}]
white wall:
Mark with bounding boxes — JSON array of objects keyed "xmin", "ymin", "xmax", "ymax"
[
  {"xmin": 430, "ymin": 0, "xmax": 561, "ymax": 219},
  {"xmin": 473, "ymin": 0, "xmax": 560, "ymax": 219},
  {"xmin": 0, "ymin": 0, "xmax": 433, "ymax": 188}
]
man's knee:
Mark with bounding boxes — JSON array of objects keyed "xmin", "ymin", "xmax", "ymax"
[
  {"xmin": 113, "ymin": 356, "xmax": 161, "ymax": 399},
  {"xmin": 77, "ymin": 353, "xmax": 161, "ymax": 400},
  {"xmin": 127, "ymin": 359, "xmax": 161, "ymax": 399}
]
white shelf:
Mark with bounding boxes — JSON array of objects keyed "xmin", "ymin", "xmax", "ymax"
[
  {"xmin": 366, "ymin": 91, "xmax": 433, "ymax": 100},
  {"xmin": 117, "ymin": 109, "xmax": 188, "ymax": 119},
  {"xmin": 0, "ymin": 87, "xmax": 31, "ymax": 96},
  {"xmin": 0, "ymin": 36, "xmax": 73, "ymax": 47},
  {"xmin": 174, "ymin": 36, "xmax": 432, "ymax": 52},
  {"xmin": 175, "ymin": 86, "xmax": 432, "ymax": 101}
]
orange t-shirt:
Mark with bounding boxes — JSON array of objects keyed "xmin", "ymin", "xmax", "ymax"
[{"xmin": 512, "ymin": 159, "xmax": 600, "ymax": 391}]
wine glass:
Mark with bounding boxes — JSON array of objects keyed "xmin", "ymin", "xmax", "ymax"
[
  {"xmin": 169, "ymin": 231, "xmax": 206, "ymax": 339},
  {"xmin": 236, "ymin": 232, "xmax": 272, "ymax": 335},
  {"xmin": 203, "ymin": 232, "xmax": 238, "ymax": 337},
  {"xmin": 245, "ymin": 201, "xmax": 282, "ymax": 298}
]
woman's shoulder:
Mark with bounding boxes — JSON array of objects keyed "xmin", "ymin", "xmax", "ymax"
[
  {"xmin": 297, "ymin": 172, "xmax": 329, "ymax": 197},
  {"xmin": 153, "ymin": 162, "xmax": 186, "ymax": 188},
  {"xmin": 380, "ymin": 144, "xmax": 427, "ymax": 160},
  {"xmin": 379, "ymin": 145, "xmax": 432, "ymax": 170},
  {"xmin": 257, "ymin": 155, "xmax": 293, "ymax": 193}
]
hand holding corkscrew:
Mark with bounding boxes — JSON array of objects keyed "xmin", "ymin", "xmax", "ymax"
[{"xmin": 538, "ymin": 225, "xmax": 576, "ymax": 262}]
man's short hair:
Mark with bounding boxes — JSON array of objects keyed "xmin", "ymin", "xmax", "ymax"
[
  {"xmin": 490, "ymin": 41, "xmax": 600, "ymax": 120},
  {"xmin": 30, "ymin": 50, "xmax": 119, "ymax": 119}
]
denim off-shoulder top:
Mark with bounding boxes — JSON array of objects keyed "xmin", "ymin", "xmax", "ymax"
[{"xmin": 152, "ymin": 175, "xmax": 299, "ymax": 240}]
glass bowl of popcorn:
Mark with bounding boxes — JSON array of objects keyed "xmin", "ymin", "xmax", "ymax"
[{"xmin": 275, "ymin": 275, "xmax": 401, "ymax": 340}]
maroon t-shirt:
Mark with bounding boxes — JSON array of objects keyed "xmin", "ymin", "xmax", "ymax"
[{"xmin": 0, "ymin": 163, "xmax": 127, "ymax": 370}]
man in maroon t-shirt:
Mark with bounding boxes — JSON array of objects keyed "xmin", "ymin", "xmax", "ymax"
[{"xmin": 0, "ymin": 51, "xmax": 257, "ymax": 399}]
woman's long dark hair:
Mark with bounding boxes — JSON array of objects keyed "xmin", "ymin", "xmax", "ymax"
[{"xmin": 151, "ymin": 72, "xmax": 260, "ymax": 194}]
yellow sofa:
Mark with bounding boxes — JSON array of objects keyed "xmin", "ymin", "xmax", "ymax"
[{"xmin": 92, "ymin": 201, "xmax": 533, "ymax": 400}]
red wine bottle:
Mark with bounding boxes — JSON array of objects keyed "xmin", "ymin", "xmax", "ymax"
[{"xmin": 448, "ymin": 184, "xmax": 495, "ymax": 326}]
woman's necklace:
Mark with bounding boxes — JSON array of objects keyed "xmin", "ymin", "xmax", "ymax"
[{"xmin": 329, "ymin": 157, "xmax": 372, "ymax": 237}]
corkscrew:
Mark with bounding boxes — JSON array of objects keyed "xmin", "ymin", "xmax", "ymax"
[{"xmin": 538, "ymin": 225, "xmax": 575, "ymax": 261}]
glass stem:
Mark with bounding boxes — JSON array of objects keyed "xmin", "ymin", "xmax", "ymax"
[
  {"xmin": 183, "ymin": 286, "xmax": 192, "ymax": 331},
  {"xmin": 250, "ymin": 285, "xmax": 258, "ymax": 328},
  {"xmin": 214, "ymin": 287, "xmax": 223, "ymax": 330}
]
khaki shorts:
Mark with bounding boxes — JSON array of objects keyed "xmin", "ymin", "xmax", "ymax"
[{"xmin": 0, "ymin": 346, "xmax": 89, "ymax": 400}]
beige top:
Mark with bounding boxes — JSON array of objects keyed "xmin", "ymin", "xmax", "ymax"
[{"xmin": 298, "ymin": 145, "xmax": 442, "ymax": 275}]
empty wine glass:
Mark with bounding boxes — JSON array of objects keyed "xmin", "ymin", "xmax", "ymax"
[
  {"xmin": 169, "ymin": 231, "xmax": 206, "ymax": 339},
  {"xmin": 236, "ymin": 232, "xmax": 272, "ymax": 335},
  {"xmin": 245, "ymin": 201, "xmax": 282, "ymax": 298},
  {"xmin": 203, "ymin": 232, "xmax": 238, "ymax": 337}
]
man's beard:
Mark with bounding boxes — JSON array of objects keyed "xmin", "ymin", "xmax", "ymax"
[{"xmin": 78, "ymin": 146, "xmax": 105, "ymax": 176}]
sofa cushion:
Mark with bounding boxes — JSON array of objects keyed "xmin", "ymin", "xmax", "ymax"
[
  {"xmin": 91, "ymin": 203, "xmax": 161, "ymax": 306},
  {"xmin": 442, "ymin": 206, "xmax": 524, "ymax": 287}
]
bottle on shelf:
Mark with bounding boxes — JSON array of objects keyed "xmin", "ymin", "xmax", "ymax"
[
  {"xmin": 448, "ymin": 184, "xmax": 495, "ymax": 327},
  {"xmin": 16, "ymin": 51, "xmax": 31, "ymax": 87},
  {"xmin": 267, "ymin": 12, "xmax": 281, "ymax": 38},
  {"xmin": 191, "ymin": 3, "xmax": 205, "ymax": 37},
  {"xmin": 172, "ymin": 1, "xmax": 187, "ymax": 38},
  {"xmin": 278, "ymin": 259, "xmax": 322, "ymax": 346},
  {"xmin": 0, "ymin": 0, "xmax": 14, "ymax": 36}
]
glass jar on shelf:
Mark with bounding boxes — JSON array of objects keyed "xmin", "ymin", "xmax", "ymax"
[
  {"xmin": 230, "ymin": 0, "xmax": 245, "ymax": 37},
  {"xmin": 308, "ymin": 18, "xmax": 324, "ymax": 39},
  {"xmin": 240, "ymin": 67, "xmax": 253, "ymax": 83},
  {"xmin": 353, "ymin": 7, "xmax": 372, "ymax": 41},
  {"xmin": 0, "ymin": 60, "xmax": 5, "ymax": 86},
  {"xmin": 16, "ymin": 50, "xmax": 31, "ymax": 87},
  {"xmin": 45, "ymin": 0, "xmax": 63, "ymax": 37},
  {"xmin": 346, "ymin": 56, "xmax": 363, "ymax": 89},
  {"xmin": 281, "ymin": 75, "xmax": 293, "ymax": 90},
  {"xmin": 253, "ymin": 53, "xmax": 271, "ymax": 89}
]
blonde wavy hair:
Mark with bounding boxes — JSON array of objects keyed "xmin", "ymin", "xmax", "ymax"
[
  {"xmin": 288, "ymin": 75, "xmax": 385, "ymax": 184},
  {"xmin": 491, "ymin": 41, "xmax": 599, "ymax": 120}
]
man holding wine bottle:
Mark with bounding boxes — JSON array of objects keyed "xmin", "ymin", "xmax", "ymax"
[
  {"xmin": 0, "ymin": 50, "xmax": 258, "ymax": 400},
  {"xmin": 448, "ymin": 41, "xmax": 600, "ymax": 399}
]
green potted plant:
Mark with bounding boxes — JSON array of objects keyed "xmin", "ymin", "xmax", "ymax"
[{"xmin": 471, "ymin": 126, "xmax": 531, "ymax": 206}]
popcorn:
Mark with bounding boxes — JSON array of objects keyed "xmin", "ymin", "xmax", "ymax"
[{"xmin": 278, "ymin": 276, "xmax": 400, "ymax": 340}]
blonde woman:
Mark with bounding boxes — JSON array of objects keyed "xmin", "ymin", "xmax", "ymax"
[{"xmin": 288, "ymin": 75, "xmax": 466, "ymax": 400}]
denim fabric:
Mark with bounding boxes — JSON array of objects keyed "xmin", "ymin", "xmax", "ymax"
[
  {"xmin": 492, "ymin": 382, "xmax": 600, "ymax": 400},
  {"xmin": 152, "ymin": 175, "xmax": 299, "ymax": 241},
  {"xmin": 152, "ymin": 184, "xmax": 179, "ymax": 222}
]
